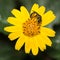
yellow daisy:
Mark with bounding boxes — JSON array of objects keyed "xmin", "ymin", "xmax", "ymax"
[{"xmin": 4, "ymin": 3, "xmax": 56, "ymax": 55}]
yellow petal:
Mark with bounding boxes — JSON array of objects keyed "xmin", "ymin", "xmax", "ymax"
[
  {"xmin": 8, "ymin": 32, "xmax": 20, "ymax": 41},
  {"xmin": 31, "ymin": 3, "xmax": 39, "ymax": 13},
  {"xmin": 25, "ymin": 39, "xmax": 31, "ymax": 54},
  {"xmin": 11, "ymin": 6, "xmax": 30, "ymax": 24},
  {"xmin": 41, "ymin": 34, "xmax": 52, "ymax": 46},
  {"xmin": 7, "ymin": 17, "xmax": 22, "ymax": 26},
  {"xmin": 44, "ymin": 36, "xmax": 52, "ymax": 46},
  {"xmin": 38, "ymin": 42, "xmax": 46, "ymax": 51},
  {"xmin": 20, "ymin": 6, "xmax": 30, "ymax": 23},
  {"xmin": 31, "ymin": 38, "xmax": 38, "ymax": 55},
  {"xmin": 36, "ymin": 35, "xmax": 46, "ymax": 51},
  {"xmin": 15, "ymin": 35, "xmax": 26, "ymax": 50},
  {"xmin": 11, "ymin": 9, "xmax": 21, "ymax": 18},
  {"xmin": 42, "ymin": 10, "xmax": 56, "ymax": 26},
  {"xmin": 38, "ymin": 6, "xmax": 45, "ymax": 16},
  {"xmin": 4, "ymin": 26, "xmax": 22, "ymax": 32},
  {"xmin": 31, "ymin": 3, "xmax": 45, "ymax": 15},
  {"xmin": 41, "ymin": 27, "xmax": 56, "ymax": 37}
]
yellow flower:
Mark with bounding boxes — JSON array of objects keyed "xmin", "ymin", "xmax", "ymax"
[{"xmin": 4, "ymin": 3, "xmax": 56, "ymax": 55}]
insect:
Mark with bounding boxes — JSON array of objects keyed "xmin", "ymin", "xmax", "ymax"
[{"xmin": 30, "ymin": 12, "xmax": 42, "ymax": 24}]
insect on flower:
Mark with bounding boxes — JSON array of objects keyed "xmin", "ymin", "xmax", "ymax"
[{"xmin": 30, "ymin": 11, "xmax": 42, "ymax": 25}]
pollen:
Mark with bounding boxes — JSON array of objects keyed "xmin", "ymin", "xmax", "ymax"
[{"xmin": 23, "ymin": 18, "xmax": 41, "ymax": 37}]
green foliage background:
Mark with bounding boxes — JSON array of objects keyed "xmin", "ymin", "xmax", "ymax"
[{"xmin": 0, "ymin": 0, "xmax": 60, "ymax": 60}]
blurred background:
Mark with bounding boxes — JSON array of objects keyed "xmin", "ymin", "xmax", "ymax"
[{"xmin": 0, "ymin": 0, "xmax": 60, "ymax": 60}]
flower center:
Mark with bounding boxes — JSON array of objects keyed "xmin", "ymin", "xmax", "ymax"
[{"xmin": 23, "ymin": 12, "xmax": 42, "ymax": 37}]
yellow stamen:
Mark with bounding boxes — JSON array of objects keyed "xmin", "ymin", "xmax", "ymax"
[{"xmin": 23, "ymin": 18, "xmax": 40, "ymax": 37}]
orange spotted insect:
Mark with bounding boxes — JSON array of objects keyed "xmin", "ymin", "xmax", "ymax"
[{"xmin": 30, "ymin": 12, "xmax": 42, "ymax": 25}]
